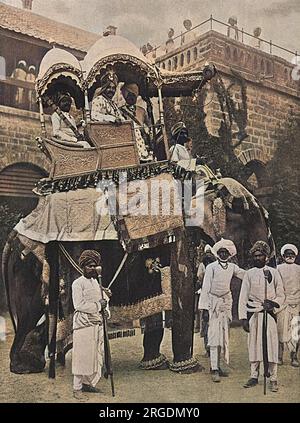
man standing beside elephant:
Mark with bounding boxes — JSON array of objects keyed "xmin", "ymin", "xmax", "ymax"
[
  {"xmin": 277, "ymin": 244, "xmax": 300, "ymax": 367},
  {"xmin": 239, "ymin": 241, "xmax": 285, "ymax": 392},
  {"xmin": 72, "ymin": 250, "xmax": 110, "ymax": 400},
  {"xmin": 199, "ymin": 238, "xmax": 245, "ymax": 383}
]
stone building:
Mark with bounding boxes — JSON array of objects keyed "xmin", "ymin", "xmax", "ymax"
[
  {"xmin": 152, "ymin": 20, "xmax": 300, "ymax": 204},
  {"xmin": 0, "ymin": 1, "xmax": 99, "ymax": 212}
]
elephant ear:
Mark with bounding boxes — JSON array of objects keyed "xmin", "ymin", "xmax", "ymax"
[
  {"xmin": 216, "ymin": 177, "xmax": 260, "ymax": 211},
  {"xmin": 191, "ymin": 189, "xmax": 217, "ymax": 242}
]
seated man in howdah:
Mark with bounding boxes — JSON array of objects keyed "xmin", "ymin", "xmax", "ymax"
[{"xmin": 51, "ymin": 92, "xmax": 90, "ymax": 148}]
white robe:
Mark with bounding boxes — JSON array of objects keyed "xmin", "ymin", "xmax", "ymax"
[
  {"xmin": 239, "ymin": 266, "xmax": 285, "ymax": 363},
  {"xmin": 72, "ymin": 276, "xmax": 109, "ymax": 377},
  {"xmin": 276, "ymin": 263, "xmax": 300, "ymax": 348},
  {"xmin": 51, "ymin": 111, "xmax": 78, "ymax": 143},
  {"xmin": 169, "ymin": 144, "xmax": 191, "ymax": 162},
  {"xmin": 199, "ymin": 261, "xmax": 245, "ymax": 363},
  {"xmin": 11, "ymin": 67, "xmax": 26, "ymax": 106}
]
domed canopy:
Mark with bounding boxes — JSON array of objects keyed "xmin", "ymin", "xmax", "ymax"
[
  {"xmin": 82, "ymin": 35, "xmax": 160, "ymax": 99},
  {"xmin": 36, "ymin": 48, "xmax": 84, "ymax": 108}
]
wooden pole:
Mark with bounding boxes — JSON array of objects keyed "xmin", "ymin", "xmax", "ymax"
[
  {"xmin": 263, "ymin": 269, "xmax": 269, "ymax": 395},
  {"xmin": 38, "ymin": 97, "xmax": 47, "ymax": 137},
  {"xmin": 157, "ymin": 86, "xmax": 170, "ymax": 160},
  {"xmin": 84, "ymin": 89, "xmax": 91, "ymax": 124}
]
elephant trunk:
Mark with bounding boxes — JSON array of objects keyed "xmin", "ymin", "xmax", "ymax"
[
  {"xmin": 1, "ymin": 229, "xmax": 18, "ymax": 332},
  {"xmin": 170, "ymin": 232, "xmax": 201, "ymax": 372}
]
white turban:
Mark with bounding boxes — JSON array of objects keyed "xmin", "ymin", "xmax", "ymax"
[
  {"xmin": 281, "ymin": 244, "xmax": 298, "ymax": 257},
  {"xmin": 204, "ymin": 244, "xmax": 212, "ymax": 253},
  {"xmin": 212, "ymin": 238, "xmax": 237, "ymax": 258}
]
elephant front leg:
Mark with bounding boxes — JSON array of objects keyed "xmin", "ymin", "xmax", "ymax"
[
  {"xmin": 169, "ymin": 235, "xmax": 203, "ymax": 373},
  {"xmin": 10, "ymin": 320, "xmax": 47, "ymax": 374},
  {"xmin": 139, "ymin": 313, "xmax": 168, "ymax": 370}
]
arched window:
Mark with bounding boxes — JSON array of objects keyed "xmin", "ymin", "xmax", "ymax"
[
  {"xmin": 168, "ymin": 60, "xmax": 171, "ymax": 71},
  {"xmin": 0, "ymin": 56, "xmax": 6, "ymax": 80},
  {"xmin": 245, "ymin": 53, "xmax": 251, "ymax": 67},
  {"xmin": 0, "ymin": 162, "xmax": 47, "ymax": 198},
  {"xmin": 244, "ymin": 160, "xmax": 269, "ymax": 188},
  {"xmin": 0, "ymin": 163, "xmax": 48, "ymax": 214},
  {"xmin": 173, "ymin": 56, "xmax": 178, "ymax": 70},
  {"xmin": 225, "ymin": 46, "xmax": 231, "ymax": 59},
  {"xmin": 162, "ymin": 62, "xmax": 166, "ymax": 69},
  {"xmin": 233, "ymin": 48, "xmax": 238, "ymax": 61},
  {"xmin": 180, "ymin": 53, "xmax": 185, "ymax": 67},
  {"xmin": 261, "ymin": 59, "xmax": 265, "ymax": 73},
  {"xmin": 284, "ymin": 68, "xmax": 288, "ymax": 81},
  {"xmin": 266, "ymin": 61, "xmax": 272, "ymax": 75},
  {"xmin": 187, "ymin": 50, "xmax": 191, "ymax": 64},
  {"xmin": 254, "ymin": 56, "xmax": 258, "ymax": 70},
  {"xmin": 193, "ymin": 47, "xmax": 198, "ymax": 61},
  {"xmin": 239, "ymin": 51, "xmax": 244, "ymax": 65}
]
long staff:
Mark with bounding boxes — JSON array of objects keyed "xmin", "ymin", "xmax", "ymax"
[{"xmin": 262, "ymin": 269, "xmax": 270, "ymax": 395}]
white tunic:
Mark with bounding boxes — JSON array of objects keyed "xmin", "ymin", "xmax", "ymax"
[
  {"xmin": 51, "ymin": 111, "xmax": 78, "ymax": 143},
  {"xmin": 276, "ymin": 263, "xmax": 300, "ymax": 347},
  {"xmin": 277, "ymin": 263, "xmax": 300, "ymax": 305},
  {"xmin": 199, "ymin": 261, "xmax": 245, "ymax": 363},
  {"xmin": 169, "ymin": 144, "xmax": 191, "ymax": 162},
  {"xmin": 72, "ymin": 276, "xmax": 109, "ymax": 376},
  {"xmin": 239, "ymin": 266, "xmax": 285, "ymax": 363}
]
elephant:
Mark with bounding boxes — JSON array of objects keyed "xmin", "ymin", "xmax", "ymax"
[{"xmin": 2, "ymin": 175, "xmax": 274, "ymax": 376}]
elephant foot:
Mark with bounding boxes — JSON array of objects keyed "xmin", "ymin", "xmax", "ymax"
[
  {"xmin": 10, "ymin": 359, "xmax": 45, "ymax": 374},
  {"xmin": 10, "ymin": 351, "xmax": 46, "ymax": 374},
  {"xmin": 169, "ymin": 357, "xmax": 204, "ymax": 374},
  {"xmin": 139, "ymin": 354, "xmax": 169, "ymax": 370}
]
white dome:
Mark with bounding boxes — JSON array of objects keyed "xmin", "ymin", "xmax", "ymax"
[
  {"xmin": 37, "ymin": 48, "xmax": 82, "ymax": 81},
  {"xmin": 82, "ymin": 35, "xmax": 152, "ymax": 77}
]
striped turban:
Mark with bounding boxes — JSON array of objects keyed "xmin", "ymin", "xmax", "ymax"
[
  {"xmin": 79, "ymin": 250, "xmax": 101, "ymax": 268},
  {"xmin": 250, "ymin": 241, "xmax": 270, "ymax": 257}
]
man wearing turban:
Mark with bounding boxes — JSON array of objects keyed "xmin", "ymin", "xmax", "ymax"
[
  {"xmin": 120, "ymin": 82, "xmax": 153, "ymax": 162},
  {"xmin": 11, "ymin": 60, "xmax": 27, "ymax": 107},
  {"xmin": 51, "ymin": 92, "xmax": 90, "ymax": 148},
  {"xmin": 199, "ymin": 238, "xmax": 245, "ymax": 382},
  {"xmin": 72, "ymin": 250, "xmax": 110, "ymax": 400},
  {"xmin": 277, "ymin": 244, "xmax": 300, "ymax": 367},
  {"xmin": 239, "ymin": 241, "xmax": 285, "ymax": 392},
  {"xmin": 169, "ymin": 122, "xmax": 191, "ymax": 162},
  {"xmin": 91, "ymin": 67, "xmax": 123, "ymax": 123}
]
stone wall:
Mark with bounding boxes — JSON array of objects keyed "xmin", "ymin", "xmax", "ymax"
[
  {"xmin": 205, "ymin": 76, "xmax": 300, "ymax": 165},
  {"xmin": 156, "ymin": 30, "xmax": 300, "ymax": 167},
  {"xmin": 0, "ymin": 105, "xmax": 50, "ymax": 173}
]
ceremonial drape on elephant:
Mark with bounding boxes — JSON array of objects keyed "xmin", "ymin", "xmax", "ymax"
[{"xmin": 15, "ymin": 188, "xmax": 118, "ymax": 243}]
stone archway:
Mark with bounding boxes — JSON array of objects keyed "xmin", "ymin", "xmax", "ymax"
[
  {"xmin": 0, "ymin": 161, "xmax": 47, "ymax": 208},
  {"xmin": 237, "ymin": 149, "xmax": 272, "ymax": 207},
  {"xmin": 238, "ymin": 148, "xmax": 269, "ymax": 167},
  {"xmin": 0, "ymin": 162, "xmax": 48, "ymax": 311}
]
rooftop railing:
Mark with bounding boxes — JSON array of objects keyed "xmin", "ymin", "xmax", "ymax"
[
  {"xmin": 145, "ymin": 15, "xmax": 298, "ymax": 64},
  {"xmin": 0, "ymin": 77, "xmax": 38, "ymax": 112}
]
